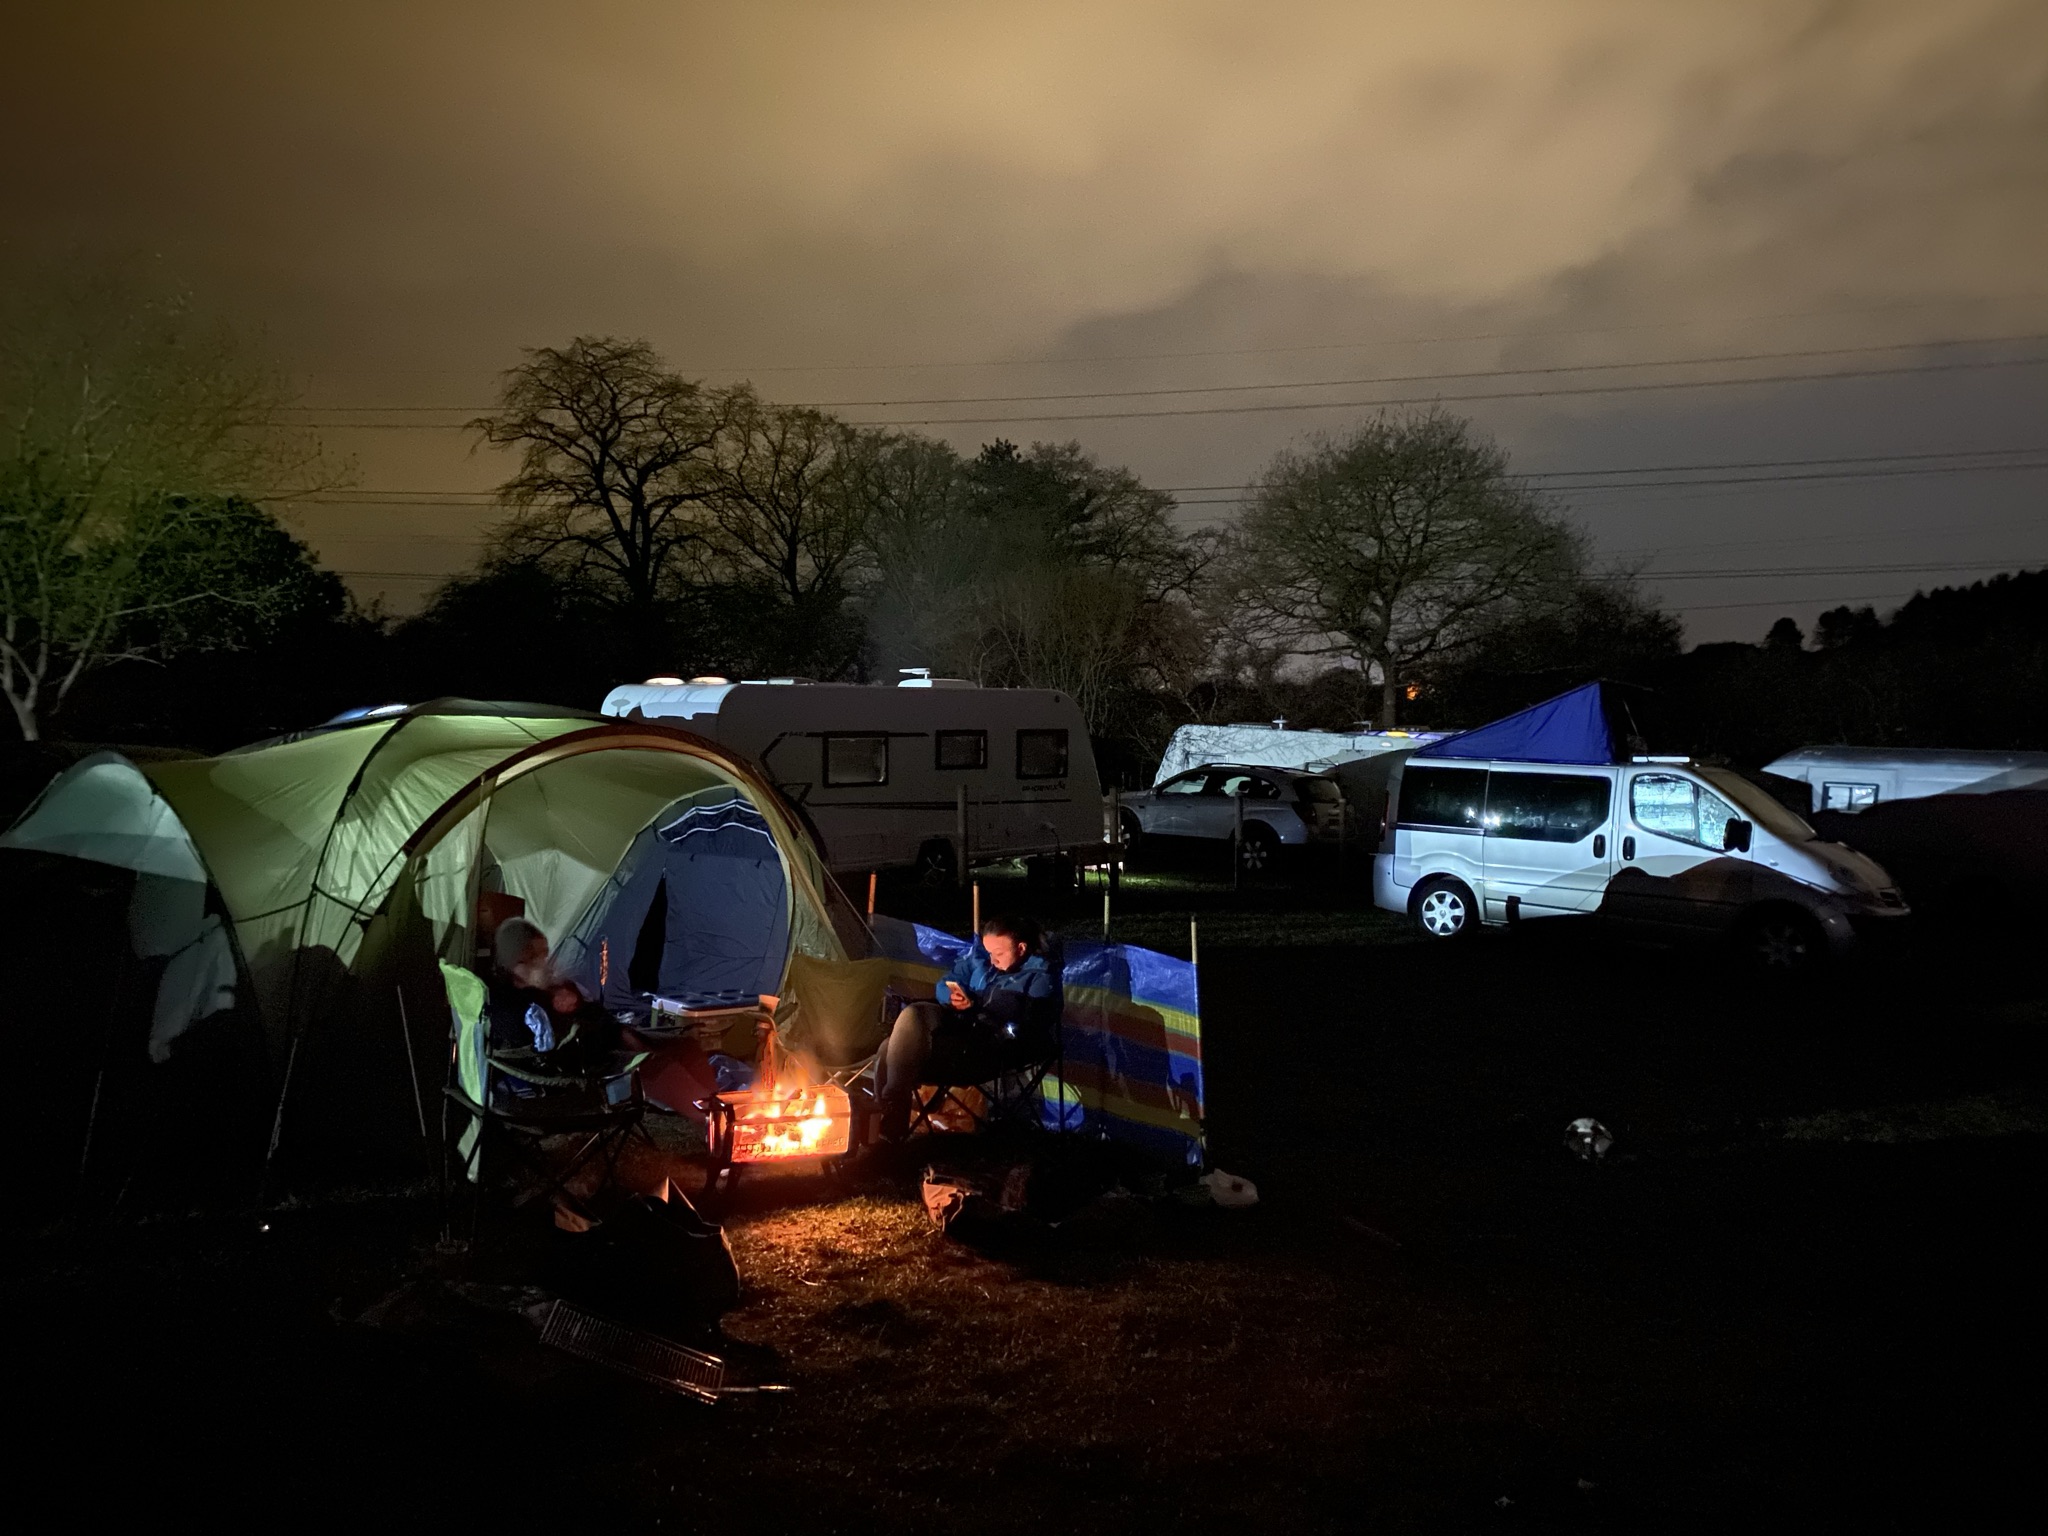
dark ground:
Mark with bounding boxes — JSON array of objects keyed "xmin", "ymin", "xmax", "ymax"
[{"xmin": 4, "ymin": 858, "xmax": 2043, "ymax": 1532}]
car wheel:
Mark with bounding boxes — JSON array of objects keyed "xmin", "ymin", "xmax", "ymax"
[
  {"xmin": 1411, "ymin": 877, "xmax": 1475, "ymax": 940},
  {"xmin": 1236, "ymin": 822, "xmax": 1279, "ymax": 876},
  {"xmin": 1740, "ymin": 906, "xmax": 1825, "ymax": 971},
  {"xmin": 913, "ymin": 839, "xmax": 957, "ymax": 888}
]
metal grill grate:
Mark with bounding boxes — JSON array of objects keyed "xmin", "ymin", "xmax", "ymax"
[{"xmin": 539, "ymin": 1299, "xmax": 726, "ymax": 1402}]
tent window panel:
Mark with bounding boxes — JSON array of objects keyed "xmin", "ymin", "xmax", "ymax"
[
  {"xmin": 823, "ymin": 735, "xmax": 888, "ymax": 787},
  {"xmin": 1017, "ymin": 729, "xmax": 1069, "ymax": 780},
  {"xmin": 935, "ymin": 730, "xmax": 986, "ymax": 770}
]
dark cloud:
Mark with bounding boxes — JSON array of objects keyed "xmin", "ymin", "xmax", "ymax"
[{"xmin": 6, "ymin": 1, "xmax": 2044, "ymax": 637}]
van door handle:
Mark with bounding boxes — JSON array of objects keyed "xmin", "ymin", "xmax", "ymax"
[
  {"xmin": 1593, "ymin": 834, "xmax": 1606, "ymax": 858},
  {"xmin": 1622, "ymin": 835, "xmax": 1636, "ymax": 861}
]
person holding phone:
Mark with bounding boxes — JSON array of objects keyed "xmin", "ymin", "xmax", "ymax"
[{"xmin": 873, "ymin": 912, "xmax": 1061, "ymax": 1138}]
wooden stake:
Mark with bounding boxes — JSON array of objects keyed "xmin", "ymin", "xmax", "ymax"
[
  {"xmin": 1189, "ymin": 916, "xmax": 1199, "ymax": 967},
  {"xmin": 971, "ymin": 880, "xmax": 981, "ymax": 934},
  {"xmin": 866, "ymin": 870, "xmax": 877, "ymax": 915}
]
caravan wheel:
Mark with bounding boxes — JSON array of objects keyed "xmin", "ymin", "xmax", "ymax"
[{"xmin": 914, "ymin": 839, "xmax": 958, "ymax": 888}]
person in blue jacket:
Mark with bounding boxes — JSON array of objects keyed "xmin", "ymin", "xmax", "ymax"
[{"xmin": 874, "ymin": 912, "xmax": 1062, "ymax": 1137}]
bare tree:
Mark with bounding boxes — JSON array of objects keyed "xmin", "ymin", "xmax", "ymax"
[
  {"xmin": 470, "ymin": 337, "xmax": 725, "ymax": 610},
  {"xmin": 1230, "ymin": 409, "xmax": 1585, "ymax": 725},
  {"xmin": 0, "ymin": 265, "xmax": 336, "ymax": 739}
]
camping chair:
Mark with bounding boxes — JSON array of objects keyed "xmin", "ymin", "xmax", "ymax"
[
  {"xmin": 904, "ymin": 935, "xmax": 1071, "ymax": 1140},
  {"xmin": 437, "ymin": 962, "xmax": 651, "ymax": 1247}
]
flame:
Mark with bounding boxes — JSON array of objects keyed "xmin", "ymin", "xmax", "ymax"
[
  {"xmin": 732, "ymin": 1085, "xmax": 847, "ymax": 1161},
  {"xmin": 725, "ymin": 1031, "xmax": 850, "ymax": 1160}
]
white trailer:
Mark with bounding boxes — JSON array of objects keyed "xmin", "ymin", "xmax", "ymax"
[
  {"xmin": 1761, "ymin": 746, "xmax": 2048, "ymax": 814},
  {"xmin": 600, "ymin": 675, "xmax": 1105, "ymax": 878}
]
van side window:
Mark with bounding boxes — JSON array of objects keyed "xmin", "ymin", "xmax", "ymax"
[
  {"xmin": 1017, "ymin": 729, "xmax": 1069, "ymax": 780},
  {"xmin": 823, "ymin": 734, "xmax": 888, "ymax": 786},
  {"xmin": 1820, "ymin": 781, "xmax": 1878, "ymax": 811},
  {"xmin": 1485, "ymin": 773, "xmax": 1609, "ymax": 843},
  {"xmin": 935, "ymin": 730, "xmax": 986, "ymax": 770},
  {"xmin": 1397, "ymin": 767, "xmax": 1488, "ymax": 830},
  {"xmin": 1630, "ymin": 774, "xmax": 1740, "ymax": 849}
]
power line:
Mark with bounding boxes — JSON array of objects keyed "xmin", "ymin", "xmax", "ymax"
[
  {"xmin": 285, "ymin": 353, "xmax": 2048, "ymax": 430},
  {"xmin": 281, "ymin": 331, "xmax": 2048, "ymax": 415},
  {"xmin": 280, "ymin": 444, "xmax": 2048, "ymax": 505},
  {"xmin": 298, "ymin": 295, "xmax": 2048, "ymax": 381},
  {"xmin": 1638, "ymin": 559, "xmax": 2043, "ymax": 582}
]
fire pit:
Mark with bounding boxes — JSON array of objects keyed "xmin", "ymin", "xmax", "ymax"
[{"xmin": 705, "ymin": 1082, "xmax": 861, "ymax": 1182}]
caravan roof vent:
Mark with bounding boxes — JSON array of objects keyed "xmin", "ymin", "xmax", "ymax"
[
  {"xmin": 1632, "ymin": 754, "xmax": 1690, "ymax": 764},
  {"xmin": 644, "ymin": 675, "xmax": 685, "ymax": 686},
  {"xmin": 898, "ymin": 668, "xmax": 972, "ymax": 688},
  {"xmin": 689, "ymin": 675, "xmax": 730, "ymax": 685}
]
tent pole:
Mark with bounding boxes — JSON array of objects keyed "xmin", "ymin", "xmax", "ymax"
[
  {"xmin": 255, "ymin": 1033, "xmax": 303, "ymax": 1211},
  {"xmin": 394, "ymin": 986, "xmax": 430, "ymax": 1149}
]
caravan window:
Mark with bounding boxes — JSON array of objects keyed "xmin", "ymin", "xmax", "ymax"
[
  {"xmin": 823, "ymin": 734, "xmax": 888, "ymax": 786},
  {"xmin": 1485, "ymin": 772, "xmax": 1610, "ymax": 843},
  {"xmin": 935, "ymin": 730, "xmax": 987, "ymax": 770},
  {"xmin": 1017, "ymin": 729, "xmax": 1069, "ymax": 780},
  {"xmin": 1821, "ymin": 781, "xmax": 1878, "ymax": 812},
  {"xmin": 1397, "ymin": 767, "xmax": 1487, "ymax": 830}
]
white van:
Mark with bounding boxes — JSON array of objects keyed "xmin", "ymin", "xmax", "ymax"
[
  {"xmin": 601, "ymin": 675, "xmax": 1104, "ymax": 879},
  {"xmin": 1761, "ymin": 746, "xmax": 2048, "ymax": 814},
  {"xmin": 1373, "ymin": 754, "xmax": 1909, "ymax": 965}
]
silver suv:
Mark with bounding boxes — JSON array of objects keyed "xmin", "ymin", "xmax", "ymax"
[{"xmin": 1119, "ymin": 764, "xmax": 1346, "ymax": 873}]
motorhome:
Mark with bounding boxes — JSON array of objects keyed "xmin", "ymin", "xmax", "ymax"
[
  {"xmin": 1761, "ymin": 746, "xmax": 2048, "ymax": 814},
  {"xmin": 601, "ymin": 674, "xmax": 1105, "ymax": 879},
  {"xmin": 1371, "ymin": 685, "xmax": 1909, "ymax": 966}
]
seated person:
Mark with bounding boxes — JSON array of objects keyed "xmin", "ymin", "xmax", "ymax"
[
  {"xmin": 874, "ymin": 912, "xmax": 1062, "ymax": 1134},
  {"xmin": 485, "ymin": 917, "xmax": 620, "ymax": 1078}
]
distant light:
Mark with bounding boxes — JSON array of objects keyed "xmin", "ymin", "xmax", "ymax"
[
  {"xmin": 643, "ymin": 675, "xmax": 685, "ymax": 686},
  {"xmin": 689, "ymin": 675, "xmax": 730, "ymax": 685}
]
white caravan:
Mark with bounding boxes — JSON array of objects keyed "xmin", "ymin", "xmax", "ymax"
[
  {"xmin": 601, "ymin": 675, "xmax": 1104, "ymax": 878},
  {"xmin": 1761, "ymin": 746, "xmax": 2048, "ymax": 814},
  {"xmin": 1373, "ymin": 754, "xmax": 1909, "ymax": 965}
]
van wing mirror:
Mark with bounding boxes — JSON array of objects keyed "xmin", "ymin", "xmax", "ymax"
[{"xmin": 1723, "ymin": 818, "xmax": 1752, "ymax": 853}]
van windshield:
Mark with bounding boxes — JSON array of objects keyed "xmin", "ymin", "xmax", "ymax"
[{"xmin": 1696, "ymin": 766, "xmax": 1817, "ymax": 843}]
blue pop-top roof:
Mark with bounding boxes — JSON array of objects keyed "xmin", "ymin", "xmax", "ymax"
[{"xmin": 1424, "ymin": 682, "xmax": 1617, "ymax": 765}]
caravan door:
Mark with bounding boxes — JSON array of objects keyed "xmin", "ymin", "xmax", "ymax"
[{"xmin": 1480, "ymin": 768, "xmax": 1617, "ymax": 918}]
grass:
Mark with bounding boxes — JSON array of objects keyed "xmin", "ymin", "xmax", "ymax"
[{"xmin": 7, "ymin": 875, "xmax": 2046, "ymax": 1530}]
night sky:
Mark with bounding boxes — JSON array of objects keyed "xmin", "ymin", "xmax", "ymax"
[{"xmin": 9, "ymin": 1, "xmax": 2045, "ymax": 640}]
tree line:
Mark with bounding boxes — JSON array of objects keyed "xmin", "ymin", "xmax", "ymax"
[{"xmin": 6, "ymin": 275, "xmax": 2044, "ymax": 779}]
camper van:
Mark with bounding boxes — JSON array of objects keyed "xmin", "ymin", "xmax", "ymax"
[
  {"xmin": 1761, "ymin": 746, "xmax": 2048, "ymax": 814},
  {"xmin": 1369, "ymin": 685, "xmax": 1908, "ymax": 966},
  {"xmin": 600, "ymin": 675, "xmax": 1105, "ymax": 879}
]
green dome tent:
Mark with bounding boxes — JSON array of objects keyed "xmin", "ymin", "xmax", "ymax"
[{"xmin": 2, "ymin": 700, "xmax": 867, "ymax": 1179}]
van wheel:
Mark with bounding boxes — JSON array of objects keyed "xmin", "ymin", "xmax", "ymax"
[
  {"xmin": 1739, "ymin": 906, "xmax": 1825, "ymax": 971},
  {"xmin": 1412, "ymin": 877, "xmax": 1475, "ymax": 940},
  {"xmin": 1236, "ymin": 823, "xmax": 1279, "ymax": 876},
  {"xmin": 914, "ymin": 839, "xmax": 957, "ymax": 888}
]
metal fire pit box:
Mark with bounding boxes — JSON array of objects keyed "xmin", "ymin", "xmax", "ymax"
[{"xmin": 705, "ymin": 1083, "xmax": 858, "ymax": 1173}]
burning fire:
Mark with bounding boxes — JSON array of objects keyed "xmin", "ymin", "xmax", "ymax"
[
  {"xmin": 731, "ymin": 1084, "xmax": 850, "ymax": 1161},
  {"xmin": 721, "ymin": 1031, "xmax": 851, "ymax": 1162}
]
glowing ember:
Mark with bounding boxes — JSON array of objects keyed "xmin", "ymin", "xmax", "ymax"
[{"xmin": 724, "ymin": 1083, "xmax": 852, "ymax": 1162}]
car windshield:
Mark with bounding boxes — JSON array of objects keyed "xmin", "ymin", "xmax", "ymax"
[{"xmin": 1697, "ymin": 765, "xmax": 1817, "ymax": 842}]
